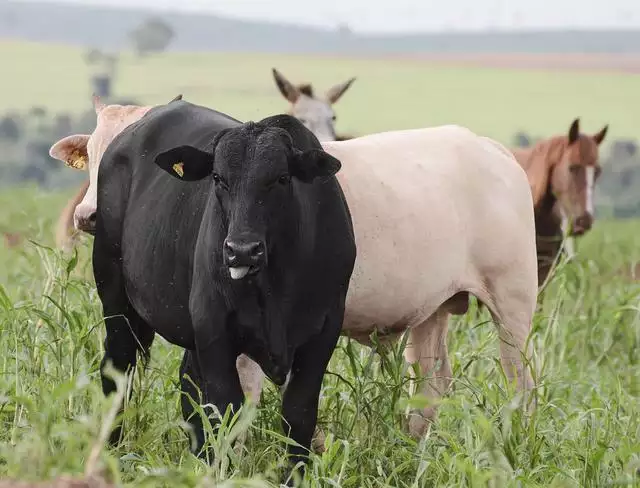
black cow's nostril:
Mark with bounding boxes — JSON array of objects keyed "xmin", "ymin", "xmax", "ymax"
[
  {"xmin": 224, "ymin": 240, "xmax": 265, "ymax": 262},
  {"xmin": 88, "ymin": 213, "xmax": 97, "ymax": 224},
  {"xmin": 251, "ymin": 241, "xmax": 264, "ymax": 258}
]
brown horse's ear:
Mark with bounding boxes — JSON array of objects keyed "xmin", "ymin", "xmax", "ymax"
[
  {"xmin": 272, "ymin": 68, "xmax": 300, "ymax": 103},
  {"xmin": 568, "ymin": 118, "xmax": 580, "ymax": 145},
  {"xmin": 326, "ymin": 77, "xmax": 356, "ymax": 104},
  {"xmin": 593, "ymin": 125, "xmax": 608, "ymax": 145}
]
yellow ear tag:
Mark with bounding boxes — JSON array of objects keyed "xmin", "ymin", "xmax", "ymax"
[
  {"xmin": 66, "ymin": 151, "xmax": 87, "ymax": 170},
  {"xmin": 172, "ymin": 162, "xmax": 184, "ymax": 177}
]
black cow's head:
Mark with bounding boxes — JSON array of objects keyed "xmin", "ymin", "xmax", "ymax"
[{"xmin": 154, "ymin": 121, "xmax": 341, "ymax": 281}]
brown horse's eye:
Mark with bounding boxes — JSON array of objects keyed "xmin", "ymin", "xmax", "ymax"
[
  {"xmin": 594, "ymin": 166, "xmax": 602, "ymax": 177},
  {"xmin": 569, "ymin": 164, "xmax": 581, "ymax": 173}
]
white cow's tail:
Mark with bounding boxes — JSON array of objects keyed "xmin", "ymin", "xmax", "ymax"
[{"xmin": 55, "ymin": 179, "xmax": 89, "ymax": 252}]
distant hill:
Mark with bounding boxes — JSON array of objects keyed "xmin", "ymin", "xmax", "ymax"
[{"xmin": 2, "ymin": 0, "xmax": 640, "ymax": 54}]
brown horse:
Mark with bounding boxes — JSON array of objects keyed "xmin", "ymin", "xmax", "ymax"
[
  {"xmin": 272, "ymin": 68, "xmax": 356, "ymax": 142},
  {"xmin": 513, "ymin": 118, "xmax": 608, "ymax": 287}
]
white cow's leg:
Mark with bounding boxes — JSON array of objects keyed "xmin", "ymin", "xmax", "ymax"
[
  {"xmin": 403, "ymin": 309, "xmax": 452, "ymax": 438},
  {"xmin": 233, "ymin": 355, "xmax": 265, "ymax": 449},
  {"xmin": 236, "ymin": 354, "xmax": 265, "ymax": 404},
  {"xmin": 482, "ymin": 284, "xmax": 536, "ymax": 412}
]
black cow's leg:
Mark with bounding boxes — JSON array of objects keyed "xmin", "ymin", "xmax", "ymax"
[
  {"xmin": 94, "ymin": 253, "xmax": 155, "ymax": 445},
  {"xmin": 280, "ymin": 304, "xmax": 343, "ymax": 486},
  {"xmin": 193, "ymin": 335, "xmax": 244, "ymax": 460},
  {"xmin": 100, "ymin": 304, "xmax": 155, "ymax": 445},
  {"xmin": 179, "ymin": 349, "xmax": 206, "ymax": 454}
]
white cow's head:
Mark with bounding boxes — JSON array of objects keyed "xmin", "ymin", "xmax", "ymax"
[{"xmin": 49, "ymin": 96, "xmax": 156, "ymax": 234}]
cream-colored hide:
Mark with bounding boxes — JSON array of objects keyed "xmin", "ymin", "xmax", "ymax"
[{"xmin": 238, "ymin": 125, "xmax": 538, "ymax": 441}]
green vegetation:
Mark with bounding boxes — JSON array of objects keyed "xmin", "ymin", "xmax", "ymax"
[
  {"xmin": 5, "ymin": 40, "xmax": 640, "ymax": 215},
  {"xmin": 4, "ymin": 40, "xmax": 639, "ymax": 144},
  {"xmin": 1, "ymin": 40, "xmax": 640, "ymax": 485},
  {"xmin": 1, "ymin": 185, "xmax": 639, "ymax": 486}
]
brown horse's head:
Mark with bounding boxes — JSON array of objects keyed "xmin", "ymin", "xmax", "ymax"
[
  {"xmin": 272, "ymin": 68, "xmax": 355, "ymax": 142},
  {"xmin": 550, "ymin": 118, "xmax": 608, "ymax": 236}
]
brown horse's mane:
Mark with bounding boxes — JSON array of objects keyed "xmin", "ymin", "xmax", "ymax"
[{"xmin": 512, "ymin": 136, "xmax": 567, "ymax": 207}]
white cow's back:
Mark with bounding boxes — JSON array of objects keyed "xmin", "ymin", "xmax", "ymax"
[{"xmin": 323, "ymin": 125, "xmax": 537, "ymax": 336}]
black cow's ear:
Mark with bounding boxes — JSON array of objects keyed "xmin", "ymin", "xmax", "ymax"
[
  {"xmin": 154, "ymin": 145, "xmax": 213, "ymax": 181},
  {"xmin": 289, "ymin": 149, "xmax": 341, "ymax": 183}
]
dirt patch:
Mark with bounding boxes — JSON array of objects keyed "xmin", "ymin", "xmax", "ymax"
[{"xmin": 0, "ymin": 475, "xmax": 114, "ymax": 488}]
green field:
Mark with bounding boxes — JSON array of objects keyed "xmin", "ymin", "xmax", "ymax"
[
  {"xmin": 5, "ymin": 40, "xmax": 640, "ymax": 145},
  {"xmin": 2, "ymin": 40, "xmax": 640, "ymax": 486},
  {"xmin": 1, "ymin": 186, "xmax": 640, "ymax": 486}
]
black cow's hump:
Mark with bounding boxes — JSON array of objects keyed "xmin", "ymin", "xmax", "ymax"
[
  {"xmin": 105, "ymin": 100, "xmax": 243, "ymax": 169},
  {"xmin": 257, "ymin": 114, "xmax": 322, "ymax": 151}
]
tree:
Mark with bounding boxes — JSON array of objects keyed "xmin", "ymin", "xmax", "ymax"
[{"xmin": 129, "ymin": 18, "xmax": 175, "ymax": 57}]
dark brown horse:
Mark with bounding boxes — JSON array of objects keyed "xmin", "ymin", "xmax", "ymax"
[{"xmin": 513, "ymin": 118, "xmax": 608, "ymax": 287}]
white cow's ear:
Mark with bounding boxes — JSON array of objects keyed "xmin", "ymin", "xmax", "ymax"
[
  {"xmin": 49, "ymin": 134, "xmax": 90, "ymax": 170},
  {"xmin": 290, "ymin": 149, "xmax": 341, "ymax": 183},
  {"xmin": 154, "ymin": 146, "xmax": 213, "ymax": 181}
]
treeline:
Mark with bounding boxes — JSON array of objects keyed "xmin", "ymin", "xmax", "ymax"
[
  {"xmin": 2, "ymin": 1, "xmax": 640, "ymax": 54},
  {"xmin": 0, "ymin": 98, "xmax": 139, "ymax": 191},
  {"xmin": 0, "ymin": 108, "xmax": 638, "ymax": 218}
]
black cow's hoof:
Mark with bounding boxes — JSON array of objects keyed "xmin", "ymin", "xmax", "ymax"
[
  {"xmin": 280, "ymin": 463, "xmax": 305, "ymax": 487},
  {"xmin": 108, "ymin": 425, "xmax": 123, "ymax": 446}
]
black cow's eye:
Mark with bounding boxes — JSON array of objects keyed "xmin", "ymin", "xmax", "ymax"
[
  {"xmin": 212, "ymin": 173, "xmax": 228, "ymax": 190},
  {"xmin": 278, "ymin": 174, "xmax": 290, "ymax": 185}
]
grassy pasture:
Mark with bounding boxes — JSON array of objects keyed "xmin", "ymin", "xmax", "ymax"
[
  {"xmin": 1, "ymin": 183, "xmax": 640, "ymax": 487},
  {"xmin": 4, "ymin": 40, "xmax": 640, "ymax": 146},
  {"xmin": 1, "ymin": 40, "xmax": 640, "ymax": 486}
]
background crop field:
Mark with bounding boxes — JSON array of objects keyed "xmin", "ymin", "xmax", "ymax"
[
  {"xmin": 1, "ymin": 38, "xmax": 640, "ymax": 487},
  {"xmin": 4, "ymin": 40, "xmax": 639, "ymax": 145}
]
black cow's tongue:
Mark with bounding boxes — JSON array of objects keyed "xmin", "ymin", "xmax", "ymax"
[{"xmin": 229, "ymin": 266, "xmax": 250, "ymax": 280}]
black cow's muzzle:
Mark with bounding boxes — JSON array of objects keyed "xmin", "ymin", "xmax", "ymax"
[{"xmin": 223, "ymin": 238, "xmax": 266, "ymax": 280}]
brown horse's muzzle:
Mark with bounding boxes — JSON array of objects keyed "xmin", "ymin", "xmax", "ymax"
[{"xmin": 572, "ymin": 213, "xmax": 593, "ymax": 236}]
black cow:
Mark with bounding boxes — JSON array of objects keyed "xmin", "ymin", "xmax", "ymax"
[{"xmin": 93, "ymin": 99, "xmax": 356, "ymax": 483}]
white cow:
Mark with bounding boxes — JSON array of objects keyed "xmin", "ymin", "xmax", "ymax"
[
  {"xmin": 50, "ymin": 95, "xmax": 181, "ymax": 250},
  {"xmin": 50, "ymin": 105, "xmax": 538, "ymax": 440},
  {"xmin": 240, "ymin": 126, "xmax": 538, "ymax": 438}
]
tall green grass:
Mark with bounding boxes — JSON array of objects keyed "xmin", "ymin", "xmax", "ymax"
[{"xmin": 0, "ymin": 186, "xmax": 639, "ymax": 486}]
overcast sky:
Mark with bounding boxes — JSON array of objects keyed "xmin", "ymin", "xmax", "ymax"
[{"xmin": 15, "ymin": 0, "xmax": 640, "ymax": 33}]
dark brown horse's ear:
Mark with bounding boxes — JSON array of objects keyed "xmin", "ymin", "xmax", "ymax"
[
  {"xmin": 568, "ymin": 118, "xmax": 580, "ymax": 144},
  {"xmin": 593, "ymin": 125, "xmax": 608, "ymax": 145},
  {"xmin": 272, "ymin": 68, "xmax": 301, "ymax": 103}
]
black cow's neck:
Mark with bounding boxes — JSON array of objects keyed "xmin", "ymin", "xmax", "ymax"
[{"xmin": 212, "ymin": 190, "xmax": 308, "ymax": 385}]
